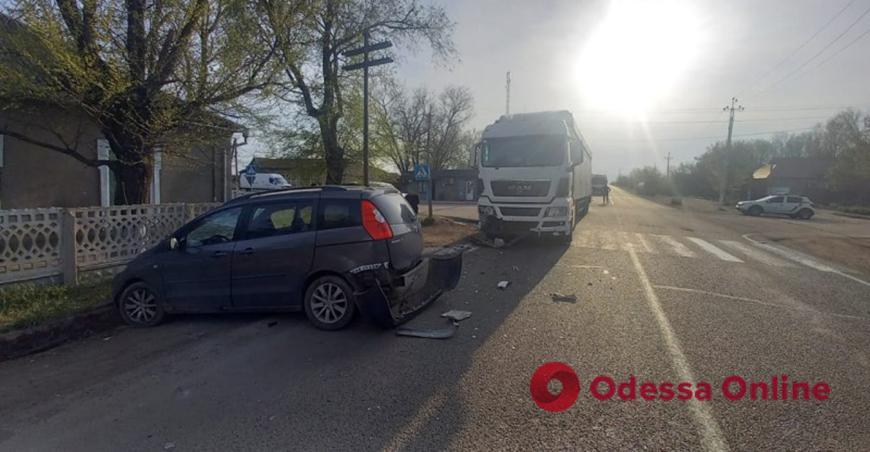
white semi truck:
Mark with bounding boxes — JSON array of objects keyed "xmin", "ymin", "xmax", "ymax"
[{"xmin": 475, "ymin": 110, "xmax": 592, "ymax": 242}]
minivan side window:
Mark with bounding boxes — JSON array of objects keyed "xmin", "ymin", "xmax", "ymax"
[
  {"xmin": 786, "ymin": 196, "xmax": 801, "ymax": 203},
  {"xmin": 318, "ymin": 199, "xmax": 361, "ymax": 230},
  {"xmin": 245, "ymin": 201, "xmax": 314, "ymax": 239},
  {"xmin": 185, "ymin": 207, "xmax": 242, "ymax": 247},
  {"xmin": 767, "ymin": 196, "xmax": 784, "ymax": 203}
]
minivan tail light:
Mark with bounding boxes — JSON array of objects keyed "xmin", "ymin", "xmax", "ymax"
[{"xmin": 361, "ymin": 200, "xmax": 393, "ymax": 240}]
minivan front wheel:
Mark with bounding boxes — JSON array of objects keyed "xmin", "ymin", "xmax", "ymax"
[
  {"xmin": 118, "ymin": 282, "xmax": 164, "ymax": 327},
  {"xmin": 304, "ymin": 276, "xmax": 356, "ymax": 330}
]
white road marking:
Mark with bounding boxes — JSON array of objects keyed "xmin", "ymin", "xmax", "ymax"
[
  {"xmin": 571, "ymin": 264, "xmax": 605, "ymax": 269},
  {"xmin": 687, "ymin": 237, "xmax": 743, "ymax": 263},
  {"xmin": 627, "ymin": 248, "xmax": 729, "ymax": 452},
  {"xmin": 636, "ymin": 232, "xmax": 654, "ymax": 253},
  {"xmin": 654, "ymin": 285, "xmax": 869, "ymax": 322},
  {"xmin": 742, "ymin": 234, "xmax": 870, "ymax": 288},
  {"xmin": 716, "ymin": 240, "xmax": 793, "ymax": 267},
  {"xmin": 652, "ymin": 234, "xmax": 696, "ymax": 258}
]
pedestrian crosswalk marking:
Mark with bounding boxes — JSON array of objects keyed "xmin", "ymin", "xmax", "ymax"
[
  {"xmin": 717, "ymin": 240, "xmax": 795, "ymax": 267},
  {"xmin": 635, "ymin": 232, "xmax": 653, "ymax": 253},
  {"xmin": 686, "ymin": 237, "xmax": 744, "ymax": 263},
  {"xmin": 651, "ymin": 234, "xmax": 696, "ymax": 258},
  {"xmin": 567, "ymin": 230, "xmax": 841, "ymax": 270}
]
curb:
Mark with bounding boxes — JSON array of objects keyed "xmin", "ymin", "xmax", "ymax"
[
  {"xmin": 831, "ymin": 211, "xmax": 870, "ymax": 221},
  {"xmin": 0, "ymin": 300, "xmax": 121, "ymax": 362}
]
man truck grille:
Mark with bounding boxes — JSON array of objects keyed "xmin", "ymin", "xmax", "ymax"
[
  {"xmin": 499, "ymin": 207, "xmax": 541, "ymax": 217},
  {"xmin": 490, "ymin": 180, "xmax": 550, "ymax": 197}
]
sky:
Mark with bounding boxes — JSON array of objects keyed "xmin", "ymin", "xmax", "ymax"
[{"xmin": 387, "ymin": 0, "xmax": 870, "ymax": 178}]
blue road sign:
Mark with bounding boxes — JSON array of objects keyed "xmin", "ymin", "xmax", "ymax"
[
  {"xmin": 414, "ymin": 164, "xmax": 430, "ymax": 181},
  {"xmin": 243, "ymin": 165, "xmax": 257, "ymax": 186}
]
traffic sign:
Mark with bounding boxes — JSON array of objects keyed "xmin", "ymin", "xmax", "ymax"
[
  {"xmin": 243, "ymin": 165, "xmax": 257, "ymax": 186},
  {"xmin": 414, "ymin": 164, "xmax": 430, "ymax": 181}
]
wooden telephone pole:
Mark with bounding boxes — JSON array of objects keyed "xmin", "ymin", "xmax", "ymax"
[{"xmin": 342, "ymin": 32, "xmax": 393, "ymax": 186}]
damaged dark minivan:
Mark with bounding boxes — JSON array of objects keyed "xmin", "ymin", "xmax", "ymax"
[{"xmin": 111, "ymin": 186, "xmax": 463, "ymax": 330}]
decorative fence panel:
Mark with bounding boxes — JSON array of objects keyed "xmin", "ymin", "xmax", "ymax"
[
  {"xmin": 0, "ymin": 209, "xmax": 63, "ymax": 284},
  {"xmin": 0, "ymin": 203, "xmax": 219, "ymax": 286}
]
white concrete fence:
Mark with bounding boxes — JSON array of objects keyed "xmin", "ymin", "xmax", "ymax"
[{"xmin": 0, "ymin": 203, "xmax": 218, "ymax": 286}]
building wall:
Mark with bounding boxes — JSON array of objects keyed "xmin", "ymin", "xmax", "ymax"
[
  {"xmin": 1, "ymin": 108, "xmax": 232, "ymax": 208},
  {"xmin": 161, "ymin": 142, "xmax": 231, "ymax": 203},
  {"xmin": 0, "ymin": 109, "xmax": 102, "ymax": 209}
]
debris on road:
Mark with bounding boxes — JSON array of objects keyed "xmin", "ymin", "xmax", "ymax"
[
  {"xmin": 267, "ymin": 321, "xmax": 278, "ymax": 328},
  {"xmin": 512, "ymin": 265, "xmax": 519, "ymax": 271},
  {"xmin": 441, "ymin": 310, "xmax": 472, "ymax": 322},
  {"xmin": 497, "ymin": 280, "xmax": 510, "ymax": 289},
  {"xmin": 395, "ymin": 322, "xmax": 458, "ymax": 339},
  {"xmin": 550, "ymin": 292, "xmax": 578, "ymax": 303},
  {"xmin": 494, "ymin": 238, "xmax": 505, "ymax": 248}
]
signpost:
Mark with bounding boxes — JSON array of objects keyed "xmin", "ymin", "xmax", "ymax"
[
  {"xmin": 243, "ymin": 165, "xmax": 257, "ymax": 189},
  {"xmin": 342, "ymin": 32, "xmax": 394, "ymax": 187}
]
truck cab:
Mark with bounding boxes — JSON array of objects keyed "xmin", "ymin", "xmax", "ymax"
[{"xmin": 476, "ymin": 111, "xmax": 592, "ymax": 241}]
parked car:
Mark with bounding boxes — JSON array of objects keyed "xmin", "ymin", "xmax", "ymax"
[
  {"xmin": 239, "ymin": 173, "xmax": 292, "ymax": 190},
  {"xmin": 736, "ymin": 195, "xmax": 816, "ymax": 219},
  {"xmin": 112, "ymin": 186, "xmax": 463, "ymax": 330}
]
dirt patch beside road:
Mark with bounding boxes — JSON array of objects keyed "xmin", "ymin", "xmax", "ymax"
[
  {"xmin": 422, "ymin": 216, "xmax": 477, "ymax": 248},
  {"xmin": 771, "ymin": 235, "xmax": 870, "ymax": 276}
]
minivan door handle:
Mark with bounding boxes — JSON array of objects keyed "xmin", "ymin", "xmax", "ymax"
[
  {"xmin": 241, "ymin": 247, "xmax": 255, "ymax": 255},
  {"xmin": 211, "ymin": 250, "xmax": 229, "ymax": 258}
]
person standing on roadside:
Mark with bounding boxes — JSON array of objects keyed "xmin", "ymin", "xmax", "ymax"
[{"xmin": 603, "ymin": 184, "xmax": 610, "ymax": 205}]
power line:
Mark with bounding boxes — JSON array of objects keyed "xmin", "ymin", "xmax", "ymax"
[
  {"xmin": 812, "ymin": 26, "xmax": 870, "ymax": 69},
  {"xmin": 761, "ymin": 3, "xmax": 870, "ymax": 93},
  {"xmin": 737, "ymin": 0, "xmax": 859, "ymax": 97},
  {"xmin": 590, "ymin": 126, "xmax": 817, "ymax": 143},
  {"xmin": 580, "ymin": 116, "xmax": 831, "ymax": 124}
]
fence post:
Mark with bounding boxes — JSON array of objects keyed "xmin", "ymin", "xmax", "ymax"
[{"xmin": 60, "ymin": 209, "xmax": 78, "ymax": 285}]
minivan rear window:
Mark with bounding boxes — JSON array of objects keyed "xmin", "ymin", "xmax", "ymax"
[
  {"xmin": 318, "ymin": 199, "xmax": 361, "ymax": 230},
  {"xmin": 373, "ymin": 193, "xmax": 417, "ymax": 225}
]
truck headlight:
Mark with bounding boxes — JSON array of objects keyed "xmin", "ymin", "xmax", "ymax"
[
  {"xmin": 546, "ymin": 207, "xmax": 568, "ymax": 217},
  {"xmin": 478, "ymin": 205, "xmax": 495, "ymax": 216}
]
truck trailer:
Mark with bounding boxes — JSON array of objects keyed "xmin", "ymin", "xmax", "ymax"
[{"xmin": 475, "ymin": 110, "xmax": 592, "ymax": 242}]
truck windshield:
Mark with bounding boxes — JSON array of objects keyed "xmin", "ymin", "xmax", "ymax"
[{"xmin": 481, "ymin": 135, "xmax": 565, "ymax": 167}]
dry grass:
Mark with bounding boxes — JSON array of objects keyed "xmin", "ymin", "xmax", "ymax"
[
  {"xmin": 421, "ymin": 216, "xmax": 477, "ymax": 248},
  {"xmin": 774, "ymin": 236, "xmax": 870, "ymax": 276},
  {"xmin": 0, "ymin": 281, "xmax": 111, "ymax": 333}
]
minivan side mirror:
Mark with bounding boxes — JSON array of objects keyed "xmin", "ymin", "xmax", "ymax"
[{"xmin": 169, "ymin": 237, "xmax": 180, "ymax": 250}]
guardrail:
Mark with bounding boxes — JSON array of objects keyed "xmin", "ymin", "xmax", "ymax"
[{"xmin": 0, "ymin": 203, "xmax": 219, "ymax": 286}]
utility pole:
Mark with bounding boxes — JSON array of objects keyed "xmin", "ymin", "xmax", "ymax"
[
  {"xmin": 342, "ymin": 31, "xmax": 393, "ymax": 186},
  {"xmin": 426, "ymin": 110, "xmax": 434, "ymax": 220},
  {"xmin": 505, "ymin": 71, "xmax": 511, "ymax": 115},
  {"xmin": 718, "ymin": 97, "xmax": 744, "ymax": 209},
  {"xmin": 665, "ymin": 152, "xmax": 671, "ymax": 179}
]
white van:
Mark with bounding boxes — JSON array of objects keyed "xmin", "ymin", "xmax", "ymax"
[{"xmin": 239, "ymin": 173, "xmax": 292, "ymax": 190}]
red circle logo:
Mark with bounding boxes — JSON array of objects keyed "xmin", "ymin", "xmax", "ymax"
[{"xmin": 529, "ymin": 362, "xmax": 581, "ymax": 412}]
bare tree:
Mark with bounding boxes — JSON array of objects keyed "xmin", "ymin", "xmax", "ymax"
[
  {"xmin": 260, "ymin": 0, "xmax": 454, "ymax": 184},
  {"xmin": 0, "ymin": 0, "xmax": 287, "ymax": 203}
]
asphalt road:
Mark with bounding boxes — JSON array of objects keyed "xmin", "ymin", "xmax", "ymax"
[{"xmin": 2, "ymin": 188, "xmax": 869, "ymax": 451}]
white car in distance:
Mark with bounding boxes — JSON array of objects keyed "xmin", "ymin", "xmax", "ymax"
[{"xmin": 736, "ymin": 195, "xmax": 815, "ymax": 219}]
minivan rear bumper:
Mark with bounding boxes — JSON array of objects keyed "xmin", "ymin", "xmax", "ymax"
[{"xmin": 350, "ymin": 247, "xmax": 463, "ymax": 327}]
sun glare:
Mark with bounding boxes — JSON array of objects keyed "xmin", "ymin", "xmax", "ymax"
[{"xmin": 575, "ymin": 0, "xmax": 705, "ymax": 117}]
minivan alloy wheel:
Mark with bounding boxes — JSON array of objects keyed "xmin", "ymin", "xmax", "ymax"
[
  {"xmin": 310, "ymin": 282, "xmax": 349, "ymax": 324},
  {"xmin": 123, "ymin": 286, "xmax": 158, "ymax": 323}
]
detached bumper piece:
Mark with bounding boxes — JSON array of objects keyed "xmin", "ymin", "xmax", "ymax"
[{"xmin": 354, "ymin": 247, "xmax": 463, "ymax": 328}]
